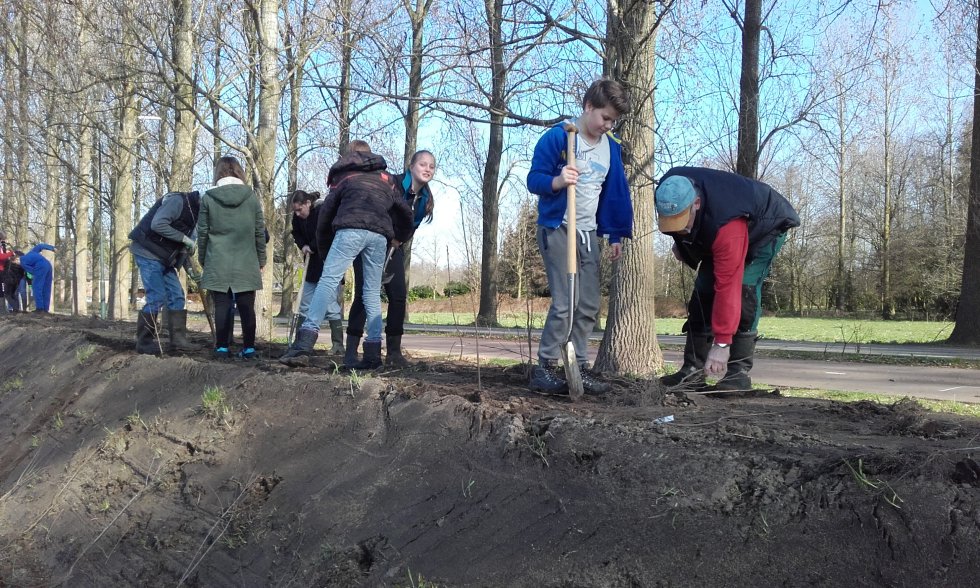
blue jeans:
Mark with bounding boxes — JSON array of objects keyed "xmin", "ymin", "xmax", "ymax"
[
  {"xmin": 297, "ymin": 280, "xmax": 342, "ymax": 318},
  {"xmin": 134, "ymin": 254, "xmax": 185, "ymax": 313},
  {"xmin": 302, "ymin": 229, "xmax": 386, "ymax": 342}
]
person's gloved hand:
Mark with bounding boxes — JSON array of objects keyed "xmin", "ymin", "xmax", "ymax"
[{"xmin": 181, "ymin": 235, "xmax": 197, "ymax": 255}]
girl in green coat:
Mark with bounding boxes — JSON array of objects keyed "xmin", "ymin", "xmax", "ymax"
[{"xmin": 197, "ymin": 156, "xmax": 267, "ymax": 359}]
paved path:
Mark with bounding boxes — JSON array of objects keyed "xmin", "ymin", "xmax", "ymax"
[
  {"xmin": 398, "ymin": 332, "xmax": 980, "ymax": 404},
  {"xmin": 216, "ymin": 319, "xmax": 980, "ymax": 403}
]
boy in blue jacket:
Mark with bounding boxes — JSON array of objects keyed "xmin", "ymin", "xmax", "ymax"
[{"xmin": 526, "ymin": 78, "xmax": 633, "ymax": 394}]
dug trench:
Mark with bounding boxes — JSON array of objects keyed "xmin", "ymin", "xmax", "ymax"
[{"xmin": 0, "ymin": 314, "xmax": 978, "ymax": 587}]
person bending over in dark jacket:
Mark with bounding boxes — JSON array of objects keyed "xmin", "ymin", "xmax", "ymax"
[
  {"xmin": 344, "ymin": 149, "xmax": 435, "ymax": 368},
  {"xmin": 280, "ymin": 140, "xmax": 413, "ymax": 369},
  {"xmin": 129, "ymin": 191, "xmax": 202, "ymax": 354},
  {"xmin": 655, "ymin": 167, "xmax": 799, "ymax": 395}
]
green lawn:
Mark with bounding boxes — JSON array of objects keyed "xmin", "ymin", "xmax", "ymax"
[{"xmin": 405, "ymin": 313, "xmax": 955, "ymax": 345}]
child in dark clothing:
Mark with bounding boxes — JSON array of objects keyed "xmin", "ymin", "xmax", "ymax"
[{"xmin": 280, "ymin": 140, "xmax": 413, "ymax": 369}]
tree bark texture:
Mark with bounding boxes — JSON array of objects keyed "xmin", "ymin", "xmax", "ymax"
[
  {"xmin": 476, "ymin": 0, "xmax": 505, "ymax": 326},
  {"xmin": 595, "ymin": 0, "xmax": 663, "ymax": 375},
  {"xmin": 949, "ymin": 7, "xmax": 980, "ymax": 344},
  {"xmin": 170, "ymin": 0, "xmax": 196, "ymax": 190},
  {"xmin": 736, "ymin": 0, "xmax": 761, "ymax": 179}
]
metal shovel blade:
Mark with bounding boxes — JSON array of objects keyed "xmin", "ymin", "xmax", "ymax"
[{"xmin": 562, "ymin": 340, "xmax": 585, "ymax": 400}]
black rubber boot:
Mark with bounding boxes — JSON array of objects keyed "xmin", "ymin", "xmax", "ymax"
[
  {"xmin": 279, "ymin": 328, "xmax": 318, "ymax": 366},
  {"xmin": 136, "ymin": 311, "xmax": 161, "ymax": 355},
  {"xmin": 328, "ymin": 320, "xmax": 345, "ymax": 355},
  {"xmin": 714, "ymin": 332, "xmax": 757, "ymax": 391},
  {"xmin": 660, "ymin": 333, "xmax": 710, "ymax": 390},
  {"xmin": 343, "ymin": 334, "xmax": 361, "ymax": 369},
  {"xmin": 385, "ymin": 335, "xmax": 410, "ymax": 368},
  {"xmin": 351, "ymin": 340, "xmax": 382, "ymax": 370},
  {"xmin": 167, "ymin": 309, "xmax": 196, "ymax": 353}
]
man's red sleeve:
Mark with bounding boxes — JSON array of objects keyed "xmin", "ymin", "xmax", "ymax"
[{"xmin": 711, "ymin": 218, "xmax": 748, "ymax": 344}]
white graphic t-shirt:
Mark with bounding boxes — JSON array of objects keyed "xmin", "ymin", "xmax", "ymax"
[{"xmin": 563, "ymin": 127, "xmax": 610, "ymax": 232}]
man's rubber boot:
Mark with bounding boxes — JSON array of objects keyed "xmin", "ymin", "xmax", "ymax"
[
  {"xmin": 279, "ymin": 328, "xmax": 318, "ymax": 367},
  {"xmin": 713, "ymin": 331, "xmax": 757, "ymax": 392},
  {"xmin": 660, "ymin": 333, "xmax": 710, "ymax": 390},
  {"xmin": 136, "ymin": 311, "xmax": 161, "ymax": 355},
  {"xmin": 167, "ymin": 309, "xmax": 196, "ymax": 353},
  {"xmin": 385, "ymin": 335, "xmax": 410, "ymax": 368},
  {"xmin": 529, "ymin": 361, "xmax": 568, "ymax": 395},
  {"xmin": 328, "ymin": 320, "xmax": 345, "ymax": 355},
  {"xmin": 343, "ymin": 334, "xmax": 361, "ymax": 369},
  {"xmin": 351, "ymin": 340, "xmax": 382, "ymax": 370}
]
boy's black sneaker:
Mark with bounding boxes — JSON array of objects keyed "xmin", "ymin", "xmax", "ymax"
[{"xmin": 529, "ymin": 363, "xmax": 568, "ymax": 395}]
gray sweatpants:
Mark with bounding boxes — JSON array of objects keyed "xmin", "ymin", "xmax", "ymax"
[{"xmin": 537, "ymin": 225, "xmax": 602, "ymax": 365}]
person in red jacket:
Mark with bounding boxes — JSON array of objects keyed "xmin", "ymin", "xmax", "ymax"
[
  {"xmin": 656, "ymin": 168, "xmax": 799, "ymax": 393},
  {"xmin": 0, "ymin": 233, "xmax": 18, "ymax": 312}
]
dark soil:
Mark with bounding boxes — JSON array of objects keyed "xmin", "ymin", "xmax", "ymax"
[{"xmin": 1, "ymin": 314, "xmax": 978, "ymax": 587}]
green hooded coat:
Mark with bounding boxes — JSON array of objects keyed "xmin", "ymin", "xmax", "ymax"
[{"xmin": 197, "ymin": 183, "xmax": 266, "ymax": 293}]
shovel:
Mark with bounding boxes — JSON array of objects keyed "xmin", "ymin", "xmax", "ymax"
[
  {"xmin": 287, "ymin": 252, "xmax": 311, "ymax": 346},
  {"xmin": 382, "ymin": 246, "xmax": 397, "ymax": 285},
  {"xmin": 560, "ymin": 122, "xmax": 585, "ymax": 400}
]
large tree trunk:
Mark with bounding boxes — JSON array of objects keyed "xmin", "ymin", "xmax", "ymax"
[
  {"xmin": 170, "ymin": 0, "xmax": 195, "ymax": 189},
  {"xmin": 337, "ymin": 0, "xmax": 354, "ymax": 153},
  {"xmin": 254, "ymin": 0, "xmax": 281, "ymax": 339},
  {"xmin": 400, "ymin": 0, "xmax": 431, "ymax": 290},
  {"xmin": 75, "ymin": 121, "xmax": 93, "ymax": 315},
  {"xmin": 594, "ymin": 0, "xmax": 663, "ymax": 375},
  {"xmin": 736, "ymin": 0, "xmax": 761, "ymax": 179},
  {"xmin": 110, "ymin": 39, "xmax": 137, "ymax": 320},
  {"xmin": 949, "ymin": 8, "xmax": 980, "ymax": 344},
  {"xmin": 278, "ymin": 23, "xmax": 304, "ymax": 319},
  {"xmin": 476, "ymin": 0, "xmax": 505, "ymax": 327},
  {"xmin": 14, "ymin": 10, "xmax": 31, "ymax": 247},
  {"xmin": 43, "ymin": 112, "xmax": 61, "ymax": 299},
  {"xmin": 881, "ymin": 58, "xmax": 894, "ymax": 319}
]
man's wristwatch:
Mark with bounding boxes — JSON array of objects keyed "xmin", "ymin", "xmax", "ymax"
[{"xmin": 713, "ymin": 343, "xmax": 730, "ymax": 348}]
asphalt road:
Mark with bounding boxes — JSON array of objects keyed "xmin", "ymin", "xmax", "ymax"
[
  {"xmin": 397, "ymin": 331, "xmax": 980, "ymax": 404},
  {"xmin": 236, "ymin": 319, "xmax": 980, "ymax": 403}
]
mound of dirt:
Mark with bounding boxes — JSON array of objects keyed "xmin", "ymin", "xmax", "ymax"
[{"xmin": 1, "ymin": 314, "xmax": 978, "ymax": 587}]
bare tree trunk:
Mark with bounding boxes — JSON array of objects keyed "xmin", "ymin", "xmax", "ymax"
[
  {"xmin": 75, "ymin": 121, "xmax": 93, "ymax": 315},
  {"xmin": 400, "ymin": 0, "xmax": 432, "ymax": 290},
  {"xmin": 43, "ymin": 116, "xmax": 61, "ymax": 296},
  {"xmin": 736, "ymin": 0, "xmax": 761, "ymax": 179},
  {"xmin": 949, "ymin": 8, "xmax": 980, "ymax": 344},
  {"xmin": 337, "ymin": 0, "xmax": 354, "ymax": 152},
  {"xmin": 254, "ymin": 0, "xmax": 281, "ymax": 339},
  {"xmin": 834, "ymin": 84, "xmax": 847, "ymax": 311},
  {"xmin": 170, "ymin": 0, "xmax": 195, "ymax": 189},
  {"xmin": 476, "ymin": 0, "xmax": 505, "ymax": 327},
  {"xmin": 881, "ymin": 63, "xmax": 894, "ymax": 319},
  {"xmin": 110, "ymin": 41, "xmax": 137, "ymax": 320},
  {"xmin": 594, "ymin": 0, "xmax": 664, "ymax": 375},
  {"xmin": 278, "ymin": 22, "xmax": 304, "ymax": 318},
  {"xmin": 14, "ymin": 10, "xmax": 30, "ymax": 247}
]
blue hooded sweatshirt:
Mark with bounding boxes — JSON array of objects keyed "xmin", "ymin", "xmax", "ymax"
[{"xmin": 526, "ymin": 123, "xmax": 633, "ymax": 244}]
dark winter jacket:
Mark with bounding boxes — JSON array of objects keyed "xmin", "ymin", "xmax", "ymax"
[
  {"xmin": 316, "ymin": 152, "xmax": 414, "ymax": 258},
  {"xmin": 660, "ymin": 166, "xmax": 800, "ymax": 269},
  {"xmin": 129, "ymin": 191, "xmax": 201, "ymax": 267},
  {"xmin": 291, "ymin": 201, "xmax": 328, "ymax": 284}
]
